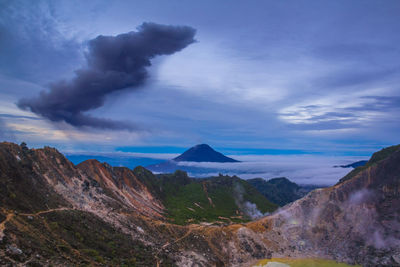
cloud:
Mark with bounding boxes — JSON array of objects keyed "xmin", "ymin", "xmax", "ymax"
[
  {"xmin": 348, "ymin": 188, "xmax": 375, "ymax": 206},
  {"xmin": 174, "ymin": 154, "xmax": 366, "ymax": 185},
  {"xmin": 0, "ymin": 118, "xmax": 15, "ymax": 142},
  {"xmin": 49, "ymin": 148, "xmax": 366, "ymax": 185},
  {"xmin": 313, "ymin": 68, "xmax": 399, "ymax": 89},
  {"xmin": 2, "ymin": 1, "xmax": 399, "ymax": 152},
  {"xmin": 313, "ymin": 43, "xmax": 400, "ymax": 63},
  {"xmin": 18, "ymin": 22, "xmax": 196, "ymax": 130},
  {"xmin": 65, "ymin": 151, "xmax": 179, "ymax": 160},
  {"xmin": 0, "ymin": 113, "xmax": 41, "ymax": 121},
  {"xmin": 233, "ymin": 183, "xmax": 267, "ymax": 219},
  {"xmin": 0, "ymin": 0, "xmax": 83, "ymax": 82},
  {"xmin": 278, "ymin": 95, "xmax": 400, "ymax": 132}
]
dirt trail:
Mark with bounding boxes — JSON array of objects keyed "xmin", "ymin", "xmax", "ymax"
[
  {"xmin": 20, "ymin": 207, "xmax": 72, "ymax": 217},
  {"xmin": 202, "ymin": 182, "xmax": 215, "ymax": 207},
  {"xmin": 162, "ymin": 227, "xmax": 193, "ymax": 249},
  {"xmin": 0, "ymin": 211, "xmax": 15, "ymax": 240},
  {"xmin": 0, "ymin": 207, "xmax": 74, "ymax": 241},
  {"xmin": 156, "ymin": 225, "xmax": 204, "ymax": 267}
]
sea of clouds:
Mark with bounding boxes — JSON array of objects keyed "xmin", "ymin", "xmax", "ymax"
[
  {"xmin": 66, "ymin": 151, "xmax": 368, "ymax": 186},
  {"xmin": 176, "ymin": 154, "xmax": 368, "ymax": 185}
]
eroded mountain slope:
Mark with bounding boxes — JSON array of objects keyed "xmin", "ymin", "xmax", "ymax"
[
  {"xmin": 207, "ymin": 145, "xmax": 400, "ymax": 266},
  {"xmin": 0, "ymin": 142, "xmax": 176, "ymax": 265}
]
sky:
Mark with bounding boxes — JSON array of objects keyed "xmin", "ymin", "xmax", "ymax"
[{"xmin": 0, "ymin": 0, "xmax": 399, "ymax": 183}]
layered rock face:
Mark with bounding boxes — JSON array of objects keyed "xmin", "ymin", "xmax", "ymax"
[
  {"xmin": 270, "ymin": 145, "xmax": 400, "ymax": 265},
  {"xmin": 0, "ymin": 142, "xmax": 165, "ymax": 220},
  {"xmin": 0, "ymin": 142, "xmax": 175, "ymax": 266},
  {"xmin": 0, "ymin": 142, "xmax": 399, "ymax": 266},
  {"xmin": 221, "ymin": 145, "xmax": 400, "ymax": 266},
  {"xmin": 77, "ymin": 159, "xmax": 164, "ymax": 219}
]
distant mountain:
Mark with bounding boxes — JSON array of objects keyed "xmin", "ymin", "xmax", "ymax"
[
  {"xmin": 247, "ymin": 177, "xmax": 321, "ymax": 206},
  {"xmin": 147, "ymin": 144, "xmax": 239, "ymax": 173},
  {"xmin": 173, "ymin": 144, "xmax": 239, "ymax": 162},
  {"xmin": 334, "ymin": 160, "xmax": 368, "ymax": 168}
]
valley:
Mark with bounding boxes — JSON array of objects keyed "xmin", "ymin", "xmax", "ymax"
[{"xmin": 0, "ymin": 142, "xmax": 399, "ymax": 266}]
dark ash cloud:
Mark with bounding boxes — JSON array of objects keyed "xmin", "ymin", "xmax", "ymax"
[{"xmin": 18, "ymin": 22, "xmax": 196, "ymax": 130}]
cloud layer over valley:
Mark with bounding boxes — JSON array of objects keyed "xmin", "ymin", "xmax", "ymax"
[
  {"xmin": 66, "ymin": 151, "xmax": 366, "ymax": 186},
  {"xmin": 175, "ymin": 154, "xmax": 365, "ymax": 185}
]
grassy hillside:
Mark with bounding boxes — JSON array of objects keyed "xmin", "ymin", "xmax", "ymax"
[
  {"xmin": 246, "ymin": 177, "xmax": 320, "ymax": 206},
  {"xmin": 163, "ymin": 175, "xmax": 277, "ymax": 225},
  {"xmin": 134, "ymin": 169, "xmax": 278, "ymax": 225},
  {"xmin": 247, "ymin": 177, "xmax": 301, "ymax": 206}
]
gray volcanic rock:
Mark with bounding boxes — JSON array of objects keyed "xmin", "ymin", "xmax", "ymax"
[{"xmin": 234, "ymin": 144, "xmax": 400, "ymax": 266}]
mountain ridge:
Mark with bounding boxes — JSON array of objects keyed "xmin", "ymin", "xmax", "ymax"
[
  {"xmin": 1, "ymin": 141, "xmax": 400, "ymax": 266},
  {"xmin": 247, "ymin": 177, "xmax": 321, "ymax": 206},
  {"xmin": 334, "ymin": 160, "xmax": 368, "ymax": 169}
]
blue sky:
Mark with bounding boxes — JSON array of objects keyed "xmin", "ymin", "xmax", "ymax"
[{"xmin": 1, "ymin": 0, "xmax": 399, "ymax": 160}]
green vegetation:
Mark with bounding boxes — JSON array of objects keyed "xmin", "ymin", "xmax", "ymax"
[
  {"xmin": 2, "ymin": 209, "xmax": 174, "ymax": 266},
  {"xmin": 146, "ymin": 171, "xmax": 278, "ymax": 225},
  {"xmin": 254, "ymin": 258, "xmax": 361, "ymax": 267},
  {"xmin": 248, "ymin": 177, "xmax": 302, "ymax": 206},
  {"xmin": 164, "ymin": 180, "xmax": 242, "ymax": 224},
  {"xmin": 338, "ymin": 144, "xmax": 400, "ymax": 184},
  {"xmin": 133, "ymin": 165, "xmax": 163, "ymax": 198}
]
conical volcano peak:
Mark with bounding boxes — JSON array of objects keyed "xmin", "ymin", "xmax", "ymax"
[
  {"xmin": 173, "ymin": 144, "xmax": 239, "ymax": 162},
  {"xmin": 195, "ymin": 144, "xmax": 210, "ymax": 148},
  {"xmin": 191, "ymin": 144, "xmax": 213, "ymax": 151}
]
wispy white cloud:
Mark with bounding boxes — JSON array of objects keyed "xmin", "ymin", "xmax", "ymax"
[{"xmin": 64, "ymin": 151, "xmax": 179, "ymax": 160}]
